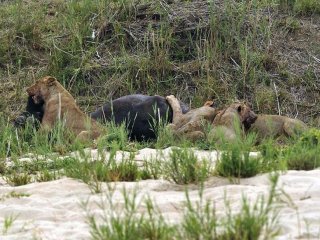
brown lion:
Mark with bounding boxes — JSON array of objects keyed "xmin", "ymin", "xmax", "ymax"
[
  {"xmin": 245, "ymin": 114, "xmax": 308, "ymax": 143},
  {"xmin": 209, "ymin": 101, "xmax": 257, "ymax": 144},
  {"xmin": 166, "ymin": 95, "xmax": 218, "ymax": 141},
  {"xmin": 26, "ymin": 76, "xmax": 101, "ymax": 141}
]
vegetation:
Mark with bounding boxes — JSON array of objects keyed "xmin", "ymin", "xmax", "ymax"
[
  {"xmin": 162, "ymin": 148, "xmax": 211, "ymax": 184},
  {"xmin": 0, "ymin": 0, "xmax": 319, "ymax": 120},
  {"xmin": 86, "ymin": 174, "xmax": 281, "ymax": 240},
  {"xmin": 284, "ymin": 128, "xmax": 320, "ymax": 170},
  {"xmin": 0, "ymin": 0, "xmax": 319, "ymax": 238}
]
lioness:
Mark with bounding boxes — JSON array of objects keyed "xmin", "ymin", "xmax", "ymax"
[
  {"xmin": 26, "ymin": 76, "xmax": 101, "ymax": 141},
  {"xmin": 209, "ymin": 101, "xmax": 257, "ymax": 143},
  {"xmin": 166, "ymin": 95, "xmax": 218, "ymax": 141},
  {"xmin": 245, "ymin": 114, "xmax": 308, "ymax": 143}
]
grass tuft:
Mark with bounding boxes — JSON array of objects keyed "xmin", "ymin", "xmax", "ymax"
[
  {"xmin": 284, "ymin": 128, "xmax": 320, "ymax": 170},
  {"xmin": 163, "ymin": 148, "xmax": 211, "ymax": 184}
]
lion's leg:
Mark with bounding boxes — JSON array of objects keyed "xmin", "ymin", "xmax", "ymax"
[
  {"xmin": 76, "ymin": 131, "xmax": 91, "ymax": 142},
  {"xmin": 185, "ymin": 131, "xmax": 205, "ymax": 142},
  {"xmin": 176, "ymin": 121, "xmax": 201, "ymax": 134},
  {"xmin": 41, "ymin": 114, "xmax": 55, "ymax": 132},
  {"xmin": 166, "ymin": 95, "xmax": 183, "ymax": 124}
]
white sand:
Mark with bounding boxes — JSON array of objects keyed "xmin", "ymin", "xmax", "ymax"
[{"xmin": 1, "ymin": 148, "xmax": 320, "ymax": 239}]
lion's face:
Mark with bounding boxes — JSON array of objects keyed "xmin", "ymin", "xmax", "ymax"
[
  {"xmin": 230, "ymin": 101, "xmax": 257, "ymax": 126},
  {"xmin": 26, "ymin": 76, "xmax": 57, "ymax": 103},
  {"xmin": 204, "ymin": 100, "xmax": 215, "ymax": 108}
]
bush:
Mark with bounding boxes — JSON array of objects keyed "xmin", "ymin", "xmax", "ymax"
[
  {"xmin": 216, "ymin": 148, "xmax": 261, "ymax": 178},
  {"xmin": 284, "ymin": 129, "xmax": 320, "ymax": 170},
  {"xmin": 215, "ymin": 131, "xmax": 261, "ymax": 178},
  {"xmin": 163, "ymin": 148, "xmax": 211, "ymax": 184},
  {"xmin": 258, "ymin": 139, "xmax": 287, "ymax": 172}
]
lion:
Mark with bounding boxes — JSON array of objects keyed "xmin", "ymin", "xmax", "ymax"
[
  {"xmin": 166, "ymin": 95, "xmax": 218, "ymax": 141},
  {"xmin": 209, "ymin": 101, "xmax": 257, "ymax": 144},
  {"xmin": 245, "ymin": 114, "xmax": 308, "ymax": 143},
  {"xmin": 26, "ymin": 76, "xmax": 101, "ymax": 141}
]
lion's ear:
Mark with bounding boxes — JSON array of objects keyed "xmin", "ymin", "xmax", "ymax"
[{"xmin": 46, "ymin": 77, "xmax": 57, "ymax": 86}]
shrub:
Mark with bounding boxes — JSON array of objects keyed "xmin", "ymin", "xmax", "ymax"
[
  {"xmin": 221, "ymin": 174, "xmax": 280, "ymax": 239},
  {"xmin": 4, "ymin": 172, "xmax": 32, "ymax": 186},
  {"xmin": 215, "ymin": 131, "xmax": 261, "ymax": 179},
  {"xmin": 65, "ymin": 146, "xmax": 141, "ymax": 184},
  {"xmin": 285, "ymin": 129, "xmax": 320, "ymax": 170},
  {"xmin": 216, "ymin": 148, "xmax": 261, "ymax": 178},
  {"xmin": 162, "ymin": 148, "xmax": 211, "ymax": 184},
  {"xmin": 87, "ymin": 189, "xmax": 176, "ymax": 240},
  {"xmin": 258, "ymin": 139, "xmax": 287, "ymax": 172}
]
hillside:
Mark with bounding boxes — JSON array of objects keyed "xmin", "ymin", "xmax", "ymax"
[{"xmin": 0, "ymin": 0, "xmax": 319, "ymax": 125}]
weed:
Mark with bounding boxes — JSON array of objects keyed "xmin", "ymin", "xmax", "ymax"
[
  {"xmin": 216, "ymin": 148, "xmax": 261, "ymax": 179},
  {"xmin": 162, "ymin": 148, "xmax": 211, "ymax": 184},
  {"xmin": 36, "ymin": 169, "xmax": 60, "ymax": 182},
  {"xmin": 141, "ymin": 156, "xmax": 162, "ymax": 180},
  {"xmin": 2, "ymin": 214, "xmax": 18, "ymax": 235},
  {"xmin": 97, "ymin": 122, "xmax": 133, "ymax": 151},
  {"xmin": 4, "ymin": 172, "xmax": 32, "ymax": 186},
  {"xmin": 259, "ymin": 139, "xmax": 287, "ymax": 172},
  {"xmin": 286, "ymin": 147, "xmax": 320, "ymax": 170},
  {"xmin": 180, "ymin": 187, "xmax": 219, "ymax": 239},
  {"xmin": 0, "ymin": 191, "xmax": 30, "ymax": 201},
  {"xmin": 214, "ymin": 129, "xmax": 261, "ymax": 179},
  {"xmin": 87, "ymin": 187, "xmax": 175, "ymax": 240},
  {"xmin": 86, "ymin": 173, "xmax": 282, "ymax": 240},
  {"xmin": 221, "ymin": 174, "xmax": 280, "ymax": 239},
  {"xmin": 65, "ymin": 144, "xmax": 141, "ymax": 185},
  {"xmin": 284, "ymin": 129, "xmax": 320, "ymax": 170}
]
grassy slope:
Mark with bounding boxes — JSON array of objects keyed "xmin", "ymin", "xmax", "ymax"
[{"xmin": 0, "ymin": 0, "xmax": 319, "ymax": 125}]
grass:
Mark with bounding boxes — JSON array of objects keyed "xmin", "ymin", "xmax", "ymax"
[
  {"xmin": 294, "ymin": 0, "xmax": 320, "ymax": 15},
  {"xmin": 2, "ymin": 214, "xmax": 18, "ymax": 235},
  {"xmin": 0, "ymin": 191, "xmax": 30, "ymax": 201},
  {"xmin": 4, "ymin": 172, "xmax": 32, "ymax": 186},
  {"xmin": 284, "ymin": 128, "xmax": 320, "ymax": 170},
  {"xmin": 0, "ymin": 1, "xmax": 318, "ymax": 237},
  {"xmin": 221, "ymin": 174, "xmax": 280, "ymax": 239},
  {"xmin": 162, "ymin": 148, "xmax": 212, "ymax": 184},
  {"xmin": 0, "ymin": 0, "xmax": 319, "ymax": 122},
  {"xmin": 85, "ymin": 174, "xmax": 281, "ymax": 240}
]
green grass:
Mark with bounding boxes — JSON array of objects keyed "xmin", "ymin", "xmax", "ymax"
[
  {"xmin": 85, "ymin": 174, "xmax": 281, "ymax": 240},
  {"xmin": 1, "ymin": 0, "xmax": 319, "ymax": 122},
  {"xmin": 284, "ymin": 129, "xmax": 320, "ymax": 170},
  {"xmin": 2, "ymin": 214, "xmax": 18, "ymax": 235},
  {"xmin": 294, "ymin": 0, "xmax": 320, "ymax": 14},
  {"xmin": 162, "ymin": 148, "xmax": 212, "ymax": 184},
  {"xmin": 4, "ymin": 172, "xmax": 32, "ymax": 186},
  {"xmin": 0, "ymin": 4, "xmax": 318, "ymax": 238}
]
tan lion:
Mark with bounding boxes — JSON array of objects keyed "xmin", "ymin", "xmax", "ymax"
[
  {"xmin": 26, "ymin": 76, "xmax": 101, "ymax": 141},
  {"xmin": 209, "ymin": 101, "xmax": 257, "ymax": 144},
  {"xmin": 166, "ymin": 95, "xmax": 219, "ymax": 141},
  {"xmin": 245, "ymin": 114, "xmax": 308, "ymax": 143}
]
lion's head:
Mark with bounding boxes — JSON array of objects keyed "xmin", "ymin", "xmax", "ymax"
[
  {"xmin": 26, "ymin": 76, "xmax": 57, "ymax": 103},
  {"xmin": 229, "ymin": 101, "xmax": 257, "ymax": 127},
  {"xmin": 203, "ymin": 100, "xmax": 215, "ymax": 108}
]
